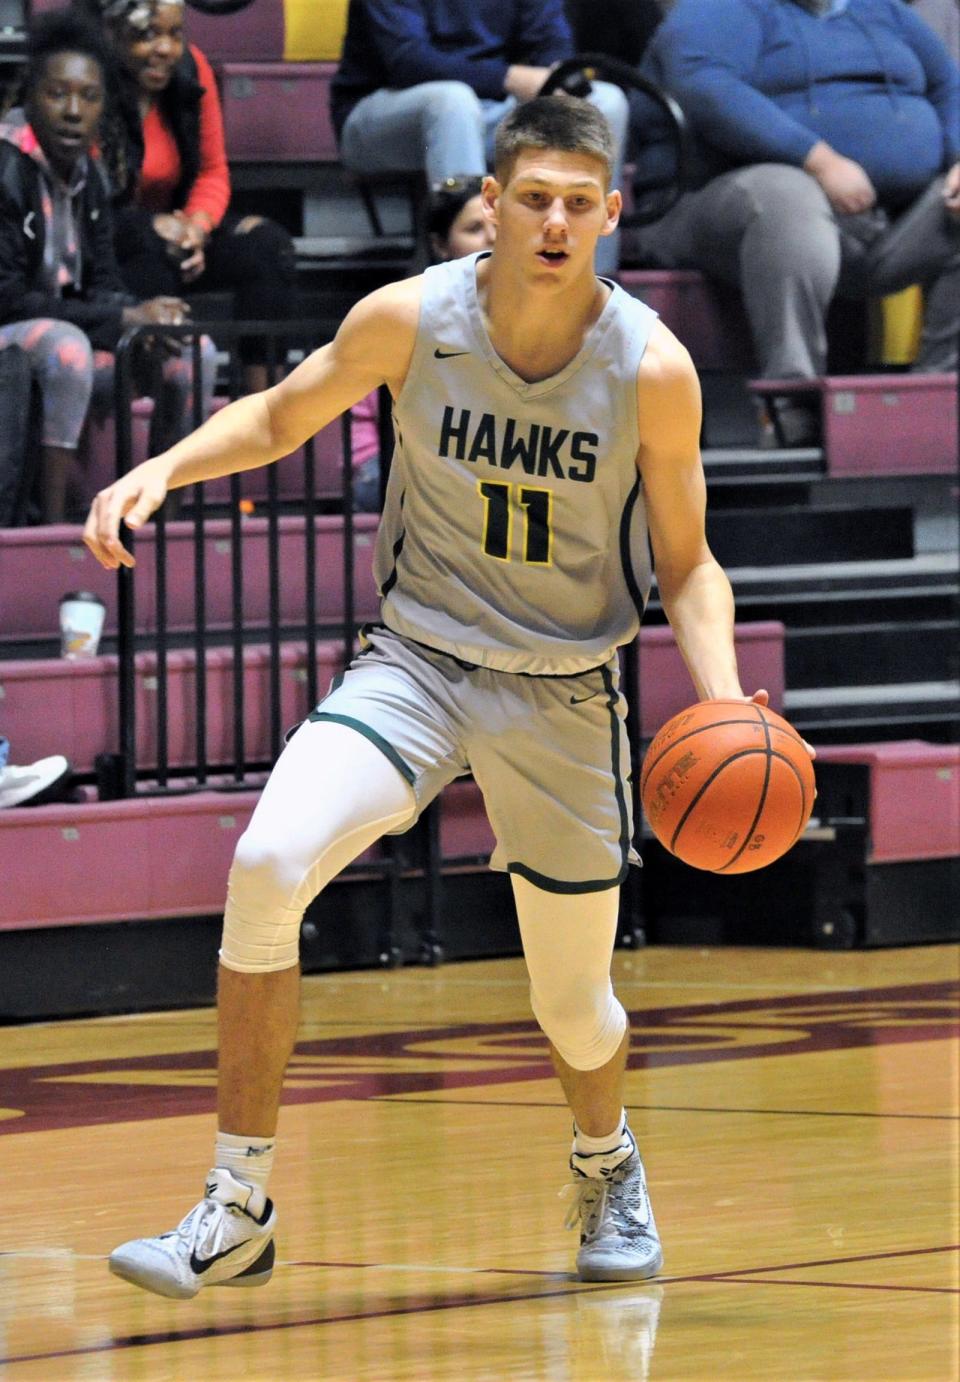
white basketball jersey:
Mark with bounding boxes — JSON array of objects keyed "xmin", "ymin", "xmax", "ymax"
[{"xmin": 375, "ymin": 252, "xmax": 658, "ymax": 676}]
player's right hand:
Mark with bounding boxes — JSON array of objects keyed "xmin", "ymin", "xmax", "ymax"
[{"xmin": 83, "ymin": 466, "xmax": 169, "ymax": 570}]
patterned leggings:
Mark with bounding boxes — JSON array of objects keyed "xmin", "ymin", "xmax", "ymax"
[{"xmin": 0, "ymin": 318, "xmax": 217, "ymax": 451}]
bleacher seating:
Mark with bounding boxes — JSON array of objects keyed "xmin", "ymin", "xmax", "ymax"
[
  {"xmin": 748, "ymin": 373, "xmax": 958, "ymax": 477},
  {"xmin": 814, "ymin": 741, "xmax": 959, "ymax": 864},
  {"xmin": 620, "ymin": 269, "xmax": 754, "ymax": 372},
  {"xmin": 0, "ymin": 514, "xmax": 381, "ymax": 649},
  {"xmin": 0, "ymin": 617, "xmax": 787, "ymax": 930},
  {"xmin": 220, "ymin": 63, "xmax": 339, "ymax": 164},
  {"xmin": 185, "ymin": 0, "xmax": 285, "ymax": 62},
  {"xmin": 0, "ymin": 640, "xmax": 344, "ymax": 774},
  {"xmin": 2, "ymin": 4, "xmax": 957, "ymax": 978}
]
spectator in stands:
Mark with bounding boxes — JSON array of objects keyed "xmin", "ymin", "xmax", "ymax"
[
  {"xmin": 330, "ymin": 0, "xmax": 629, "ymax": 276},
  {"xmin": 350, "ymin": 175, "xmax": 494, "ymax": 511},
  {"xmin": 634, "ymin": 0, "xmax": 960, "ymax": 444},
  {"xmin": 565, "ymin": 0, "xmax": 665, "ymax": 68},
  {"xmin": 0, "ymin": 10, "xmax": 215, "ymax": 523},
  {"xmin": 76, "ymin": 0, "xmax": 297, "ymax": 393}
]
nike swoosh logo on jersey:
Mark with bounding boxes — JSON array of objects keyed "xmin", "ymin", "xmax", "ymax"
[
  {"xmin": 569, "ymin": 692, "xmax": 600, "ymax": 705},
  {"xmin": 189, "ymin": 1238, "xmax": 251, "ymax": 1275},
  {"xmin": 434, "ymin": 348, "xmax": 469, "ymax": 359}
]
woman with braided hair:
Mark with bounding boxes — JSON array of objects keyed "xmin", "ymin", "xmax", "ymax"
[{"xmin": 75, "ymin": 0, "xmax": 298, "ymax": 392}]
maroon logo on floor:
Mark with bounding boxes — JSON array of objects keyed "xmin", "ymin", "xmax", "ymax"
[{"xmin": 0, "ymin": 980, "xmax": 955, "ymax": 1136}]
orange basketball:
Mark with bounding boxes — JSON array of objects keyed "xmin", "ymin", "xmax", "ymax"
[{"xmin": 640, "ymin": 700, "xmax": 816, "ymax": 873}]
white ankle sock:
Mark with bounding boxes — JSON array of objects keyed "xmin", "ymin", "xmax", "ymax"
[
  {"xmin": 571, "ymin": 1111, "xmax": 634, "ymax": 1178},
  {"xmin": 214, "ymin": 1131, "xmax": 275, "ymax": 1197}
]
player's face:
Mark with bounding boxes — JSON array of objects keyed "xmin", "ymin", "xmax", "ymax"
[
  {"xmin": 121, "ymin": 3, "xmax": 185, "ymax": 94},
  {"xmin": 484, "ymin": 149, "xmax": 621, "ymax": 280},
  {"xmin": 27, "ymin": 53, "xmax": 104, "ymax": 180}
]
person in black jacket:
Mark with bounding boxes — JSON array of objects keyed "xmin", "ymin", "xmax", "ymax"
[{"xmin": 0, "ymin": 11, "xmax": 215, "ymax": 523}]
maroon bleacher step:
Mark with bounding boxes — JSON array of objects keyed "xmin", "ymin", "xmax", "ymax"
[
  {"xmin": 1, "ymin": 621, "xmax": 785, "ymax": 774},
  {"xmin": 0, "ymin": 513, "xmax": 380, "ymax": 646},
  {"xmin": 0, "ymin": 641, "xmax": 346, "ymax": 774},
  {"xmin": 0, "ymin": 792, "xmax": 258, "ymax": 930},
  {"xmin": 749, "ymin": 374, "xmax": 958, "ymax": 477},
  {"xmin": 184, "ymin": 1, "xmax": 285, "ymax": 62},
  {"xmin": 815, "ymin": 740, "xmax": 959, "ymax": 863},
  {"xmin": 619, "ymin": 269, "xmax": 753, "ymax": 372},
  {"xmin": 631, "ymin": 621, "xmax": 785, "ymax": 737},
  {"xmin": 0, "ymin": 777, "xmax": 492, "ymax": 932},
  {"xmin": 81, "ymin": 396, "xmax": 349, "ymax": 508},
  {"xmin": 221, "ymin": 62, "xmax": 339, "ymax": 162}
]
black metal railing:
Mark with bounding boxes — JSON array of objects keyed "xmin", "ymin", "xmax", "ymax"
[{"xmin": 107, "ymin": 318, "xmax": 450, "ymax": 963}]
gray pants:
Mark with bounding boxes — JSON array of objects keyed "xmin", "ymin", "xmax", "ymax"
[
  {"xmin": 631, "ymin": 163, "xmax": 960, "ymax": 377},
  {"xmin": 340, "ymin": 79, "xmax": 629, "ymax": 277}
]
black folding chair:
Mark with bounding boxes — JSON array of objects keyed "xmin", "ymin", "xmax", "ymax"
[{"xmin": 540, "ymin": 53, "xmax": 691, "ymax": 227}]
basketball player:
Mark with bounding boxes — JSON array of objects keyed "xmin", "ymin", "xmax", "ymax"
[{"xmin": 84, "ymin": 95, "xmax": 759, "ymax": 1297}]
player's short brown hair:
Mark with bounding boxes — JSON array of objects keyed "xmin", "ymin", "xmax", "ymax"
[{"xmin": 493, "ymin": 95, "xmax": 615, "ymax": 189}]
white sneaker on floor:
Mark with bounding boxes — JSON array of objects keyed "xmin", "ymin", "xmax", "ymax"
[
  {"xmin": 565, "ymin": 1133, "xmax": 664, "ymax": 1282},
  {"xmin": 109, "ymin": 1168, "xmax": 277, "ymax": 1299}
]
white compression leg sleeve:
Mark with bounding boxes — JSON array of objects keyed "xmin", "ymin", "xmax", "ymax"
[
  {"xmin": 512, "ymin": 874, "xmax": 627, "ymax": 1072},
  {"xmin": 221, "ymin": 720, "xmax": 416, "ymax": 972}
]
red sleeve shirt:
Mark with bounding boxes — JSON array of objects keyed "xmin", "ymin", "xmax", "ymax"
[{"xmin": 136, "ymin": 44, "xmax": 231, "ymax": 227}]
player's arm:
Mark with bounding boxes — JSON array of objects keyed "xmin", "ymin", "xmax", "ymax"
[
  {"xmin": 636, "ymin": 321, "xmax": 745, "ymax": 702},
  {"xmin": 83, "ymin": 279, "xmax": 420, "ymax": 569}
]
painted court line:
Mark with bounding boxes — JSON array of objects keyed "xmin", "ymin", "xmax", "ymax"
[
  {"xmin": 713, "ymin": 1277, "xmax": 958, "ymax": 1296},
  {"xmin": 372, "ymin": 1095, "xmax": 958, "ymax": 1122}
]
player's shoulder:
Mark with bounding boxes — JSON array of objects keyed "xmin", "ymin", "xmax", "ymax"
[
  {"xmin": 635, "ymin": 319, "xmax": 702, "ymax": 439},
  {"xmin": 334, "ymin": 274, "xmax": 424, "ymax": 368},
  {"xmin": 637, "ymin": 318, "xmax": 696, "ymax": 389},
  {"xmin": 343, "ymin": 275, "xmax": 424, "ymax": 335}
]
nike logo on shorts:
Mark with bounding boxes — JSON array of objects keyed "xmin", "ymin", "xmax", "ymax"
[
  {"xmin": 434, "ymin": 348, "xmax": 469, "ymax": 359},
  {"xmin": 569, "ymin": 691, "xmax": 600, "ymax": 705}
]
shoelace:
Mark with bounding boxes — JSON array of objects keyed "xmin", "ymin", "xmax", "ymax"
[
  {"xmin": 561, "ymin": 1179, "xmax": 607, "ymax": 1234},
  {"xmin": 174, "ymin": 1196, "xmax": 241, "ymax": 1259},
  {"xmin": 561, "ymin": 1171, "xmax": 652, "ymax": 1242}
]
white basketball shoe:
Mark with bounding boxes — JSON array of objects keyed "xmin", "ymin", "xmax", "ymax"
[
  {"xmin": 109, "ymin": 1167, "xmax": 276, "ymax": 1299},
  {"xmin": 565, "ymin": 1131, "xmax": 664, "ymax": 1282}
]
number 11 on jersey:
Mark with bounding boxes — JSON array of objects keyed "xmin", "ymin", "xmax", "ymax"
[{"xmin": 478, "ymin": 480, "xmax": 553, "ymax": 566}]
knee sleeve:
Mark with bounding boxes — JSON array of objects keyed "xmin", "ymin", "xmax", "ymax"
[
  {"xmin": 221, "ymin": 832, "xmax": 312, "ymax": 973},
  {"xmin": 513, "ymin": 874, "xmax": 627, "ymax": 1071},
  {"xmin": 530, "ymin": 977, "xmax": 627, "ymax": 1072},
  {"xmin": 220, "ymin": 720, "xmax": 415, "ymax": 972}
]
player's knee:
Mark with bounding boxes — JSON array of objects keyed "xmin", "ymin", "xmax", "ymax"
[
  {"xmin": 219, "ymin": 829, "xmax": 307, "ymax": 973},
  {"xmin": 531, "ymin": 979, "xmax": 627, "ymax": 1071}
]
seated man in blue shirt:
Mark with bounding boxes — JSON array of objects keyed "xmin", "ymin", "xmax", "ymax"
[
  {"xmin": 330, "ymin": 0, "xmax": 629, "ymax": 277},
  {"xmin": 634, "ymin": 0, "xmax": 960, "ymax": 442}
]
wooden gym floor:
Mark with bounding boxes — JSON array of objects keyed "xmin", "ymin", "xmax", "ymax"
[{"xmin": 1, "ymin": 943, "xmax": 957, "ymax": 1381}]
